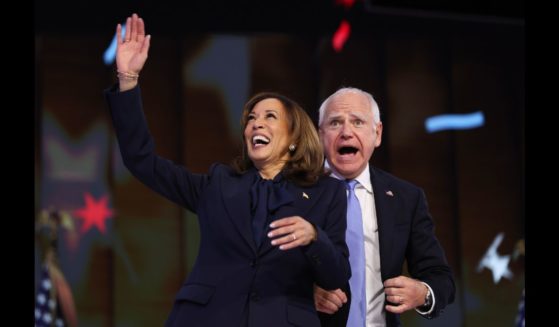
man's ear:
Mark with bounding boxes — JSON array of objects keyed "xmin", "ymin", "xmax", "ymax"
[{"xmin": 374, "ymin": 122, "xmax": 383, "ymax": 148}]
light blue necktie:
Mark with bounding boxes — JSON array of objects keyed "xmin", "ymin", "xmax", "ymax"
[{"xmin": 346, "ymin": 180, "xmax": 366, "ymax": 327}]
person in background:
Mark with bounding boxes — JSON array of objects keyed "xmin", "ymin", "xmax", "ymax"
[
  {"xmin": 314, "ymin": 87, "xmax": 455, "ymax": 327},
  {"xmin": 105, "ymin": 13, "xmax": 350, "ymax": 327},
  {"xmin": 35, "ymin": 209, "xmax": 78, "ymax": 327}
]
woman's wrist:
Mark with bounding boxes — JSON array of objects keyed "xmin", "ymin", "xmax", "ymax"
[
  {"xmin": 311, "ymin": 224, "xmax": 318, "ymax": 242},
  {"xmin": 118, "ymin": 79, "xmax": 138, "ymax": 92},
  {"xmin": 117, "ymin": 71, "xmax": 139, "ymax": 92}
]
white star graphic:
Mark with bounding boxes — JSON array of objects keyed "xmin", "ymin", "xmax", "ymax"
[{"xmin": 476, "ymin": 232, "xmax": 513, "ymax": 284}]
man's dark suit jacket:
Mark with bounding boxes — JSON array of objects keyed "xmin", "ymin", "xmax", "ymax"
[
  {"xmin": 320, "ymin": 166, "xmax": 455, "ymax": 327},
  {"xmin": 105, "ymin": 85, "xmax": 351, "ymax": 327}
]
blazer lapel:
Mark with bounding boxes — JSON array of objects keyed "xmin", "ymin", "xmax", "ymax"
[
  {"xmin": 222, "ymin": 170, "xmax": 258, "ymax": 253},
  {"xmin": 257, "ymin": 183, "xmax": 325, "ymax": 256},
  {"xmin": 370, "ymin": 166, "xmax": 397, "ymax": 280}
]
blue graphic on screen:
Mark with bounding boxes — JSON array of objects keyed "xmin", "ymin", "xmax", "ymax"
[
  {"xmin": 38, "ymin": 112, "xmax": 138, "ymax": 287},
  {"xmin": 425, "ymin": 111, "xmax": 485, "ymax": 133},
  {"xmin": 186, "ymin": 36, "xmax": 250, "ymax": 137}
]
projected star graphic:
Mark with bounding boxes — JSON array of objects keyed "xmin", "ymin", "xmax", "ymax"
[
  {"xmin": 74, "ymin": 192, "xmax": 114, "ymax": 234},
  {"xmin": 477, "ymin": 232, "xmax": 513, "ymax": 284}
]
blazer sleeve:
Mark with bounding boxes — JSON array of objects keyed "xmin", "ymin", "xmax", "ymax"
[
  {"xmin": 406, "ymin": 187, "xmax": 456, "ymax": 319},
  {"xmin": 104, "ymin": 84, "xmax": 208, "ymax": 213},
  {"xmin": 303, "ymin": 179, "xmax": 351, "ymax": 290}
]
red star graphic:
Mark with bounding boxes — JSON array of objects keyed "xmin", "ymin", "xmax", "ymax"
[{"xmin": 74, "ymin": 192, "xmax": 114, "ymax": 234}]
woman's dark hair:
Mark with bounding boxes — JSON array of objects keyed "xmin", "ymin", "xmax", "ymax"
[{"xmin": 233, "ymin": 92, "xmax": 325, "ymax": 186}]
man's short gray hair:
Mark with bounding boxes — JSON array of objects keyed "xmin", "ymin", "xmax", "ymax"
[{"xmin": 318, "ymin": 87, "xmax": 381, "ymax": 126}]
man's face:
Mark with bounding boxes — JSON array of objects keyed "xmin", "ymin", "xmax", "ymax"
[{"xmin": 319, "ymin": 92, "xmax": 382, "ymax": 179}]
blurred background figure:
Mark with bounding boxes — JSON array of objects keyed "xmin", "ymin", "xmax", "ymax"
[{"xmin": 35, "ymin": 209, "xmax": 78, "ymax": 327}]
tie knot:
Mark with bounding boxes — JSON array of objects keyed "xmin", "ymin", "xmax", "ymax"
[{"xmin": 346, "ymin": 179, "xmax": 358, "ymax": 191}]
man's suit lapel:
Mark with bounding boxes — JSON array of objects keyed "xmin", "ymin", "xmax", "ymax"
[
  {"xmin": 222, "ymin": 170, "xmax": 258, "ymax": 254},
  {"xmin": 370, "ymin": 166, "xmax": 397, "ymax": 280}
]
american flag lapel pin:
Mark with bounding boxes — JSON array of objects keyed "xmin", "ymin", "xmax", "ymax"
[
  {"xmin": 385, "ymin": 190, "xmax": 394, "ymax": 197},
  {"xmin": 302, "ymin": 192, "xmax": 310, "ymax": 199}
]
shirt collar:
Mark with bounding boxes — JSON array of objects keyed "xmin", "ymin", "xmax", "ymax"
[{"xmin": 324, "ymin": 161, "xmax": 373, "ymax": 194}]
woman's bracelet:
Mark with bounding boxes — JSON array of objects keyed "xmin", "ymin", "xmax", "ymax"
[{"xmin": 117, "ymin": 70, "xmax": 139, "ymax": 81}]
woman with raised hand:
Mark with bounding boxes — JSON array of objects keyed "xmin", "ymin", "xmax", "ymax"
[{"xmin": 105, "ymin": 13, "xmax": 350, "ymax": 327}]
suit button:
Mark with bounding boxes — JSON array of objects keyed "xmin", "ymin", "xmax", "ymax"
[
  {"xmin": 250, "ymin": 292, "xmax": 259, "ymax": 301},
  {"xmin": 250, "ymin": 260, "xmax": 258, "ymax": 268}
]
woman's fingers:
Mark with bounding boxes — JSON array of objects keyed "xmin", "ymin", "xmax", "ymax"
[
  {"xmin": 268, "ymin": 217, "xmax": 315, "ymax": 250},
  {"xmin": 124, "ymin": 16, "xmax": 131, "ymax": 42}
]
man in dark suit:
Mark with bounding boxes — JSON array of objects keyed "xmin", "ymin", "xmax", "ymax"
[{"xmin": 314, "ymin": 87, "xmax": 455, "ymax": 327}]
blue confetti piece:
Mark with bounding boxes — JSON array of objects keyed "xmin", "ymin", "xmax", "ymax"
[{"xmin": 425, "ymin": 111, "xmax": 485, "ymax": 133}]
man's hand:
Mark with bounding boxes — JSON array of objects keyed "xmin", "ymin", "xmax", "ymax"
[
  {"xmin": 384, "ymin": 276, "xmax": 428, "ymax": 314},
  {"xmin": 314, "ymin": 285, "xmax": 348, "ymax": 314}
]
